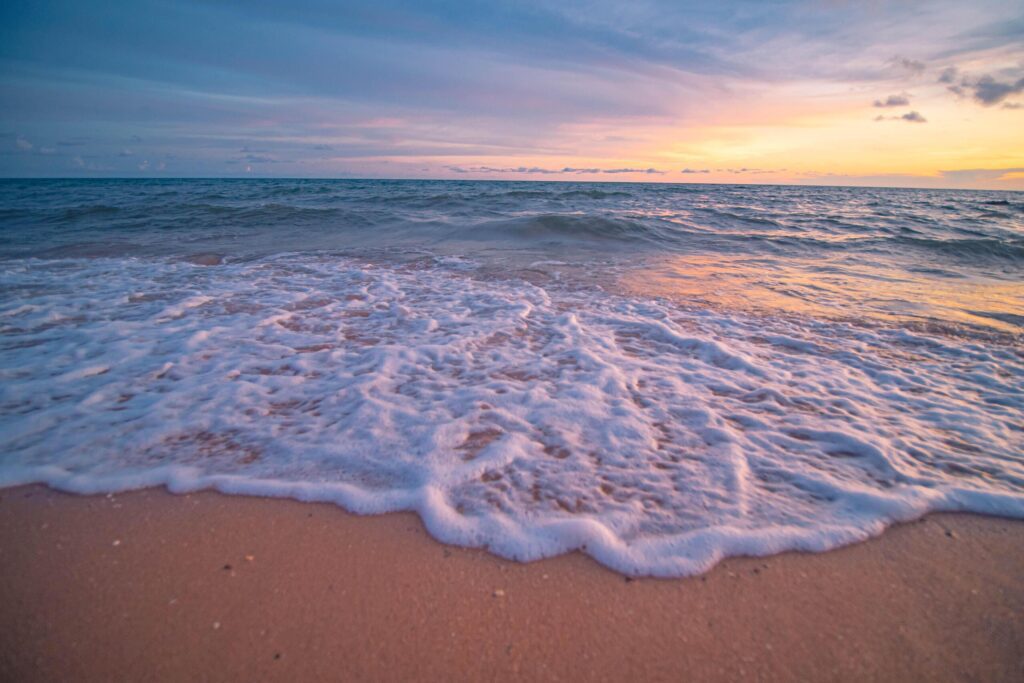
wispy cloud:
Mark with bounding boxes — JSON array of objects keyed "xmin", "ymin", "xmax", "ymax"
[
  {"xmin": 445, "ymin": 165, "xmax": 664, "ymax": 175},
  {"xmin": 235, "ymin": 154, "xmax": 287, "ymax": 164},
  {"xmin": 0, "ymin": 1, "xmax": 1019, "ymax": 184},
  {"xmin": 719, "ymin": 167, "xmax": 786, "ymax": 175},
  {"xmin": 939, "ymin": 167, "xmax": 1024, "ymax": 183},
  {"xmin": 873, "ymin": 94, "xmax": 910, "ymax": 108},
  {"xmin": 799, "ymin": 167, "xmax": 1024, "ymax": 189}
]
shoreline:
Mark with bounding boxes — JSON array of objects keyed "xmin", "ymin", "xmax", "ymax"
[{"xmin": 2, "ymin": 485, "xmax": 1023, "ymax": 681}]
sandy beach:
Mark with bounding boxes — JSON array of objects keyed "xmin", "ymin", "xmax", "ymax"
[
  {"xmin": 4, "ymin": 0, "xmax": 1024, "ymax": 679},
  {"xmin": 1, "ymin": 485, "xmax": 1021, "ymax": 682}
]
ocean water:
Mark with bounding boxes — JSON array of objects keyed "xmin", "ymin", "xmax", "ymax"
[{"xmin": 1, "ymin": 178, "xmax": 1022, "ymax": 575}]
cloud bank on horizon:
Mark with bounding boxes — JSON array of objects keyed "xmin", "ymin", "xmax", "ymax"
[{"xmin": 0, "ymin": 0, "xmax": 1022, "ymax": 188}]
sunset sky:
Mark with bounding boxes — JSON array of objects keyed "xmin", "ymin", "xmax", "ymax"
[{"xmin": 1, "ymin": 0, "xmax": 1022, "ymax": 189}]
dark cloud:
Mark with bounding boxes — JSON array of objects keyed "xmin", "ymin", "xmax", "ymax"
[
  {"xmin": 446, "ymin": 166, "xmax": 568, "ymax": 175},
  {"xmin": 943, "ymin": 69, "xmax": 1024, "ymax": 106},
  {"xmin": 680, "ymin": 168, "xmax": 710, "ymax": 174},
  {"xmin": 937, "ymin": 67, "xmax": 958, "ymax": 84},
  {"xmin": 443, "ymin": 165, "xmax": 665, "ymax": 175},
  {"xmin": 874, "ymin": 111, "xmax": 927, "ymax": 123},
  {"xmin": 971, "ymin": 75, "xmax": 1024, "ymax": 106},
  {"xmin": 890, "ymin": 56, "xmax": 926, "ymax": 75},
  {"xmin": 873, "ymin": 94, "xmax": 910, "ymax": 108},
  {"xmin": 602, "ymin": 168, "xmax": 665, "ymax": 174},
  {"xmin": 0, "ymin": 1, "xmax": 1019, "ymax": 178}
]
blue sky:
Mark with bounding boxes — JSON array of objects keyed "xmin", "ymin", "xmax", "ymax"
[{"xmin": 1, "ymin": 1, "xmax": 1022, "ymax": 187}]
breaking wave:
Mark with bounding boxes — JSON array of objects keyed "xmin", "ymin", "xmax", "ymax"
[
  {"xmin": 1, "ymin": 254, "xmax": 1021, "ymax": 576},
  {"xmin": 1, "ymin": 178, "xmax": 1022, "ymax": 575}
]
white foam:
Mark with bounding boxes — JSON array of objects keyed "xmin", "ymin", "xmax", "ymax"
[{"xmin": 1, "ymin": 255, "xmax": 1022, "ymax": 576}]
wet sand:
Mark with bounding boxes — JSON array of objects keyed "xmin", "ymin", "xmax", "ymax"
[{"xmin": 1, "ymin": 485, "xmax": 1022, "ymax": 681}]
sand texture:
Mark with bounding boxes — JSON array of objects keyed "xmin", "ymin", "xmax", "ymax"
[{"xmin": 1, "ymin": 485, "xmax": 1022, "ymax": 681}]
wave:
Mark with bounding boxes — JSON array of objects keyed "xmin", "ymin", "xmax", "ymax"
[
  {"xmin": 464, "ymin": 214, "xmax": 669, "ymax": 245},
  {"xmin": 151, "ymin": 202, "xmax": 348, "ymax": 225},
  {"xmin": 56, "ymin": 204, "xmax": 121, "ymax": 220},
  {"xmin": 895, "ymin": 236, "xmax": 1024, "ymax": 261},
  {"xmin": 1, "ymin": 254, "xmax": 1021, "ymax": 576},
  {"xmin": 697, "ymin": 208, "xmax": 786, "ymax": 229},
  {"xmin": 554, "ymin": 189, "xmax": 633, "ymax": 200},
  {"xmin": 236, "ymin": 203, "xmax": 343, "ymax": 220},
  {"xmin": 492, "ymin": 190, "xmax": 552, "ymax": 199}
]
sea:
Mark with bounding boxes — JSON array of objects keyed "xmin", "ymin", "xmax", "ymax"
[{"xmin": 1, "ymin": 178, "xmax": 1022, "ymax": 576}]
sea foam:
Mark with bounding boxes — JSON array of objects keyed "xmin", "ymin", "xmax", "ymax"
[{"xmin": 1, "ymin": 254, "xmax": 1021, "ymax": 575}]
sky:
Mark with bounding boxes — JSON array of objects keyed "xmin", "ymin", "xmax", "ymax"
[{"xmin": 1, "ymin": 0, "xmax": 1023, "ymax": 189}]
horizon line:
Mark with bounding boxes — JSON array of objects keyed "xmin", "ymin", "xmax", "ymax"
[{"xmin": 0, "ymin": 176, "xmax": 1021, "ymax": 194}]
